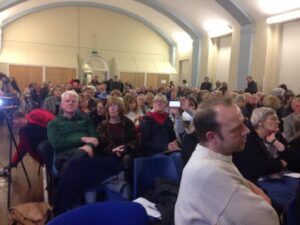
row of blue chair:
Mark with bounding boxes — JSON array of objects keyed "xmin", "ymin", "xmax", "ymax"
[
  {"xmin": 47, "ymin": 201, "xmax": 148, "ymax": 225},
  {"xmin": 47, "ymin": 151, "xmax": 183, "ymax": 224}
]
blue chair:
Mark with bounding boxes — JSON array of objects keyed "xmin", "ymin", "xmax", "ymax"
[
  {"xmin": 47, "ymin": 201, "xmax": 148, "ymax": 225},
  {"xmin": 287, "ymin": 198, "xmax": 299, "ymax": 225},
  {"xmin": 153, "ymin": 150, "xmax": 183, "ymax": 179},
  {"xmin": 133, "ymin": 156, "xmax": 180, "ymax": 199}
]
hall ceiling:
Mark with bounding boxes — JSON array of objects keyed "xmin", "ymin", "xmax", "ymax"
[{"xmin": 0, "ymin": 0, "xmax": 299, "ymax": 43}]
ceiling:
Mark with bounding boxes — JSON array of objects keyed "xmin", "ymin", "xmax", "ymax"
[{"xmin": 0, "ymin": 0, "xmax": 299, "ymax": 45}]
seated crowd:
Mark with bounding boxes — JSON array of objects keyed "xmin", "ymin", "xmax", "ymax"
[{"xmin": 2, "ymin": 74, "xmax": 300, "ymax": 224}]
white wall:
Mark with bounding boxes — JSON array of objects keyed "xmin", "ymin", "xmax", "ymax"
[
  {"xmin": 0, "ymin": 6, "xmax": 169, "ymax": 74},
  {"xmin": 279, "ymin": 20, "xmax": 300, "ymax": 95},
  {"xmin": 216, "ymin": 35, "xmax": 231, "ymax": 83}
]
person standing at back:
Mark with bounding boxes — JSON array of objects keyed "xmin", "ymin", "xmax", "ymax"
[
  {"xmin": 244, "ymin": 75, "xmax": 257, "ymax": 94},
  {"xmin": 175, "ymin": 97, "xmax": 279, "ymax": 225},
  {"xmin": 200, "ymin": 76, "xmax": 212, "ymax": 91}
]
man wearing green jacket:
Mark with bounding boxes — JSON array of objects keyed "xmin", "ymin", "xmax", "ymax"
[{"xmin": 47, "ymin": 90, "xmax": 99, "ymax": 175}]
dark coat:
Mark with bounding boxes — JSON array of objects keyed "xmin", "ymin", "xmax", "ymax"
[
  {"xmin": 181, "ymin": 132, "xmax": 198, "ymax": 166},
  {"xmin": 140, "ymin": 115, "xmax": 176, "ymax": 156},
  {"xmin": 233, "ymin": 125, "xmax": 288, "ymax": 184},
  {"xmin": 200, "ymin": 82, "xmax": 212, "ymax": 91},
  {"xmin": 245, "ymin": 81, "xmax": 257, "ymax": 94},
  {"xmin": 96, "ymin": 116, "xmax": 139, "ymax": 157}
]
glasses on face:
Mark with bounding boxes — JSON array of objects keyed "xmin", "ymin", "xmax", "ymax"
[{"xmin": 266, "ymin": 115, "xmax": 279, "ymax": 123}]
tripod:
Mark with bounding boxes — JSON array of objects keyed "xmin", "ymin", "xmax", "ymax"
[{"xmin": 2, "ymin": 107, "xmax": 31, "ymax": 208}]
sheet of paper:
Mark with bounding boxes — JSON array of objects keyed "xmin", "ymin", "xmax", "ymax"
[
  {"xmin": 133, "ymin": 197, "xmax": 162, "ymax": 219},
  {"xmin": 284, "ymin": 172, "xmax": 300, "ymax": 178}
]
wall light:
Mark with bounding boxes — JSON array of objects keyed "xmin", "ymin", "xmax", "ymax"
[
  {"xmin": 266, "ymin": 9, "xmax": 300, "ymax": 24},
  {"xmin": 204, "ymin": 20, "xmax": 232, "ymax": 38},
  {"xmin": 259, "ymin": 0, "xmax": 300, "ymax": 15}
]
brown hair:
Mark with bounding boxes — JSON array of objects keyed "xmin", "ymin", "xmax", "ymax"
[
  {"xmin": 124, "ymin": 95, "xmax": 138, "ymax": 114},
  {"xmin": 106, "ymin": 96, "xmax": 125, "ymax": 119}
]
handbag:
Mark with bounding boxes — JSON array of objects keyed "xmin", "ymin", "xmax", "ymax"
[
  {"xmin": 101, "ymin": 170, "xmax": 131, "ymax": 200},
  {"xmin": 84, "ymin": 170, "xmax": 131, "ymax": 204}
]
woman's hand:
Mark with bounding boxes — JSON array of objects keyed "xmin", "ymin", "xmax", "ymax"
[
  {"xmin": 112, "ymin": 145, "xmax": 125, "ymax": 157},
  {"xmin": 265, "ymin": 133, "xmax": 285, "ymax": 152},
  {"xmin": 168, "ymin": 140, "xmax": 179, "ymax": 151}
]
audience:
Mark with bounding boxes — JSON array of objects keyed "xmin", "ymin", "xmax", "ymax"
[
  {"xmin": 144, "ymin": 91, "xmax": 154, "ymax": 112},
  {"xmin": 123, "ymin": 94, "xmax": 143, "ymax": 125},
  {"xmin": 283, "ymin": 97, "xmax": 300, "ymax": 142},
  {"xmin": 244, "ymin": 75, "xmax": 257, "ymax": 94},
  {"xmin": 47, "ymin": 90, "xmax": 98, "ymax": 175},
  {"xmin": 7, "ymin": 77, "xmax": 300, "ymax": 224},
  {"xmin": 233, "ymin": 107, "xmax": 300, "ymax": 211},
  {"xmin": 175, "ymin": 97, "xmax": 279, "ymax": 225},
  {"xmin": 140, "ymin": 93, "xmax": 178, "ymax": 156},
  {"xmin": 96, "ymin": 96, "xmax": 139, "ymax": 172},
  {"xmin": 43, "ymin": 86, "xmax": 63, "ymax": 116},
  {"xmin": 89, "ymin": 99, "xmax": 107, "ymax": 127},
  {"xmin": 200, "ymin": 76, "xmax": 212, "ymax": 91}
]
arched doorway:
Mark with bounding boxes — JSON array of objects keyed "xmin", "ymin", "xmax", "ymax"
[{"xmin": 81, "ymin": 51, "xmax": 110, "ymax": 85}]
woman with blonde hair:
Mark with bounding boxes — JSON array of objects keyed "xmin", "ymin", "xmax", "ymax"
[{"xmin": 140, "ymin": 93, "xmax": 178, "ymax": 156}]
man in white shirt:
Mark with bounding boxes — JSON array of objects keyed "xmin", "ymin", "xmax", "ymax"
[{"xmin": 175, "ymin": 97, "xmax": 279, "ymax": 225}]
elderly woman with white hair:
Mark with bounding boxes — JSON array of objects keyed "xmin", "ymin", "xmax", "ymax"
[{"xmin": 233, "ymin": 107, "xmax": 300, "ymax": 212}]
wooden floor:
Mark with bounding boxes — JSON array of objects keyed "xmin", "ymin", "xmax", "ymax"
[{"xmin": 0, "ymin": 122, "xmax": 44, "ymax": 225}]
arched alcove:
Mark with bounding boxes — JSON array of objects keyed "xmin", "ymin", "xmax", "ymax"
[{"xmin": 81, "ymin": 50, "xmax": 110, "ymax": 84}]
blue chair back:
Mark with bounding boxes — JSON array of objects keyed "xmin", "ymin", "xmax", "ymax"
[
  {"xmin": 287, "ymin": 198, "xmax": 299, "ymax": 225},
  {"xmin": 47, "ymin": 201, "xmax": 148, "ymax": 225},
  {"xmin": 133, "ymin": 156, "xmax": 180, "ymax": 199},
  {"xmin": 153, "ymin": 151, "xmax": 183, "ymax": 179}
]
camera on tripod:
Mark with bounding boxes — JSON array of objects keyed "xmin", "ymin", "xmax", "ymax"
[{"xmin": 0, "ymin": 96, "xmax": 19, "ymax": 110}]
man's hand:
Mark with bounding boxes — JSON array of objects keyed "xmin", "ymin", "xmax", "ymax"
[
  {"xmin": 247, "ymin": 181, "xmax": 272, "ymax": 205},
  {"xmin": 170, "ymin": 107, "xmax": 181, "ymax": 119},
  {"xmin": 81, "ymin": 137, "xmax": 99, "ymax": 147},
  {"xmin": 79, "ymin": 144, "xmax": 94, "ymax": 157}
]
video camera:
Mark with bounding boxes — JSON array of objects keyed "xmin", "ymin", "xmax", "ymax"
[{"xmin": 0, "ymin": 96, "xmax": 19, "ymax": 110}]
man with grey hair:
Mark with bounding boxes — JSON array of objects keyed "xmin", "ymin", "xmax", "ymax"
[
  {"xmin": 47, "ymin": 90, "xmax": 99, "ymax": 175},
  {"xmin": 175, "ymin": 98, "xmax": 279, "ymax": 225}
]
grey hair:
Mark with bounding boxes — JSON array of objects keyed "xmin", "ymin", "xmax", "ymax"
[
  {"xmin": 153, "ymin": 93, "xmax": 168, "ymax": 104},
  {"xmin": 61, "ymin": 90, "xmax": 79, "ymax": 102},
  {"xmin": 235, "ymin": 94, "xmax": 245, "ymax": 103},
  {"xmin": 250, "ymin": 107, "xmax": 276, "ymax": 129}
]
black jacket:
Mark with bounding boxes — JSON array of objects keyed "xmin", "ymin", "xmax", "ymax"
[
  {"xmin": 140, "ymin": 115, "xmax": 176, "ymax": 156},
  {"xmin": 245, "ymin": 81, "xmax": 257, "ymax": 94},
  {"xmin": 181, "ymin": 132, "xmax": 198, "ymax": 166}
]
